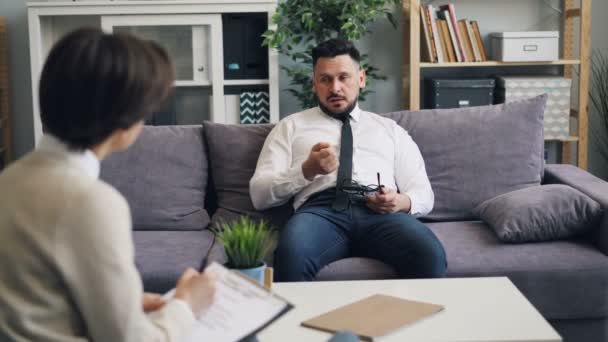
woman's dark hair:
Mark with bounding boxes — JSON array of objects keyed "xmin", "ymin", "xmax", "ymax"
[
  {"xmin": 39, "ymin": 27, "xmax": 174, "ymax": 150},
  {"xmin": 312, "ymin": 38, "xmax": 361, "ymax": 68}
]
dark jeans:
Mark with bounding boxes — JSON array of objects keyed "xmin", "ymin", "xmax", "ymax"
[{"xmin": 274, "ymin": 188, "xmax": 447, "ymax": 282}]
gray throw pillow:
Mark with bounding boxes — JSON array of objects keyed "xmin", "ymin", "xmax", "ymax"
[
  {"xmin": 101, "ymin": 126, "xmax": 210, "ymax": 231},
  {"xmin": 473, "ymin": 184, "xmax": 603, "ymax": 243},
  {"xmin": 383, "ymin": 95, "xmax": 547, "ymax": 221},
  {"xmin": 203, "ymin": 122, "xmax": 294, "ymax": 231}
]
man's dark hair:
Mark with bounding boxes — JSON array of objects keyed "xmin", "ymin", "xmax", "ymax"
[
  {"xmin": 39, "ymin": 27, "xmax": 174, "ymax": 150},
  {"xmin": 312, "ymin": 38, "xmax": 361, "ymax": 68}
]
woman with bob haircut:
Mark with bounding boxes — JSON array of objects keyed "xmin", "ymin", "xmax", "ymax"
[{"xmin": 0, "ymin": 28, "xmax": 216, "ymax": 341}]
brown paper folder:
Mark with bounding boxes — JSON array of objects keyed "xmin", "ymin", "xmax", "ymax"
[{"xmin": 301, "ymin": 294, "xmax": 444, "ymax": 341}]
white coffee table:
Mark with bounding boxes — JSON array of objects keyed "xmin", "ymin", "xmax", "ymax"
[{"xmin": 258, "ymin": 277, "xmax": 561, "ymax": 342}]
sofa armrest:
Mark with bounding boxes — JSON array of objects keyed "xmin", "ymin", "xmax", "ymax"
[{"xmin": 543, "ymin": 164, "xmax": 608, "ymax": 255}]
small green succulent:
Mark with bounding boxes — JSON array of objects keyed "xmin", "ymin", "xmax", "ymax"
[{"xmin": 213, "ymin": 216, "xmax": 276, "ymax": 269}]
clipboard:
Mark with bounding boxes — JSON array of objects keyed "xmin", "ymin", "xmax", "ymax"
[
  {"xmin": 301, "ymin": 294, "xmax": 443, "ymax": 341},
  {"xmin": 164, "ymin": 263, "xmax": 293, "ymax": 342}
]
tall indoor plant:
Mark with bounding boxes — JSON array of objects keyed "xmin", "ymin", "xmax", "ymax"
[
  {"xmin": 213, "ymin": 216, "xmax": 276, "ymax": 284},
  {"xmin": 589, "ymin": 50, "xmax": 608, "ymax": 166},
  {"xmin": 263, "ymin": 0, "xmax": 399, "ymax": 109}
]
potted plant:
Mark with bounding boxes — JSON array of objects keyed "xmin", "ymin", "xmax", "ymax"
[
  {"xmin": 263, "ymin": 0, "xmax": 399, "ymax": 109},
  {"xmin": 213, "ymin": 216, "xmax": 276, "ymax": 285},
  {"xmin": 589, "ymin": 49, "xmax": 608, "ymax": 168}
]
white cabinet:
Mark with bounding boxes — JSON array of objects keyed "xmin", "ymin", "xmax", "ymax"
[{"xmin": 27, "ymin": 0, "xmax": 279, "ymax": 145}]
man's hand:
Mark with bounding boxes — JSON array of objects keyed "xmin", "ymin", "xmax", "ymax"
[
  {"xmin": 302, "ymin": 142, "xmax": 339, "ymax": 181},
  {"xmin": 365, "ymin": 188, "xmax": 412, "ymax": 214},
  {"xmin": 142, "ymin": 292, "xmax": 165, "ymax": 313},
  {"xmin": 174, "ymin": 268, "xmax": 217, "ymax": 318}
]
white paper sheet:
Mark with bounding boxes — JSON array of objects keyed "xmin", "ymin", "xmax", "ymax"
[{"xmin": 164, "ymin": 262, "xmax": 291, "ymax": 342}]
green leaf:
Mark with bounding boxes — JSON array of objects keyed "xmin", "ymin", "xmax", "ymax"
[
  {"xmin": 386, "ymin": 12, "xmax": 397, "ymax": 29},
  {"xmin": 212, "ymin": 216, "xmax": 276, "ymax": 268},
  {"xmin": 269, "ymin": 0, "xmax": 397, "ymax": 110}
]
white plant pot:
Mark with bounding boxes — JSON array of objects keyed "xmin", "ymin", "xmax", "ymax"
[{"xmin": 232, "ymin": 263, "xmax": 266, "ymax": 286}]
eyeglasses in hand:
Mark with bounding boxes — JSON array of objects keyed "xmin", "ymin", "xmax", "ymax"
[{"xmin": 339, "ymin": 179, "xmax": 381, "ymax": 196}]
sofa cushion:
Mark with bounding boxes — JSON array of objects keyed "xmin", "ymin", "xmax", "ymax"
[
  {"xmin": 101, "ymin": 125, "xmax": 210, "ymax": 231},
  {"xmin": 543, "ymin": 164, "xmax": 608, "ymax": 256},
  {"xmin": 203, "ymin": 122, "xmax": 293, "ymax": 227},
  {"xmin": 473, "ymin": 184, "xmax": 602, "ymax": 243},
  {"xmin": 428, "ymin": 221, "xmax": 608, "ymax": 320},
  {"xmin": 133, "ymin": 230, "xmax": 215, "ymax": 293},
  {"xmin": 383, "ymin": 95, "xmax": 547, "ymax": 221},
  {"xmin": 315, "ymin": 258, "xmax": 398, "ymax": 281}
]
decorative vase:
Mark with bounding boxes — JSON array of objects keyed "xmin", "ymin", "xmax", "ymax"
[{"xmin": 232, "ymin": 263, "xmax": 266, "ymax": 286}]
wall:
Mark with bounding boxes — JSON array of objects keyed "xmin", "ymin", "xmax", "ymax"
[
  {"xmin": 2, "ymin": 0, "xmax": 607, "ymax": 178},
  {"xmin": 3, "ymin": 0, "xmax": 33, "ymax": 158},
  {"xmin": 587, "ymin": 0, "xmax": 608, "ymax": 179}
]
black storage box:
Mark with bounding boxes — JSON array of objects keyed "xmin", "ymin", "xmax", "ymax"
[
  {"xmin": 424, "ymin": 78, "xmax": 495, "ymax": 109},
  {"xmin": 223, "ymin": 13, "xmax": 269, "ymax": 80}
]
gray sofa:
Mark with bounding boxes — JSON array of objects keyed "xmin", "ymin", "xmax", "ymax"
[{"xmin": 101, "ymin": 95, "xmax": 608, "ymax": 342}]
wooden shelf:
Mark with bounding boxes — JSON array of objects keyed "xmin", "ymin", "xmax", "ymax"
[
  {"xmin": 403, "ymin": 0, "xmax": 592, "ymax": 169},
  {"xmin": 420, "ymin": 59, "xmax": 581, "ymax": 68},
  {"xmin": 224, "ymin": 79, "xmax": 270, "ymax": 86},
  {"xmin": 546, "ymin": 136, "xmax": 579, "ymax": 142},
  {"xmin": 174, "ymin": 80, "xmax": 212, "ymax": 87}
]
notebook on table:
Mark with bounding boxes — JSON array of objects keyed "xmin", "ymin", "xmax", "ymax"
[{"xmin": 301, "ymin": 294, "xmax": 443, "ymax": 341}]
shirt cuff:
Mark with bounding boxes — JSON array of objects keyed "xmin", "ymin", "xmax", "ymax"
[
  {"xmin": 404, "ymin": 192, "xmax": 420, "ymax": 216},
  {"xmin": 289, "ymin": 164, "xmax": 314, "ymax": 190},
  {"xmin": 170, "ymin": 298, "xmax": 196, "ymax": 322}
]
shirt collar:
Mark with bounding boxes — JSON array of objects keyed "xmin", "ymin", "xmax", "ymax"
[
  {"xmin": 37, "ymin": 135, "xmax": 100, "ymax": 179},
  {"xmin": 349, "ymin": 104, "xmax": 361, "ymax": 122},
  {"xmin": 318, "ymin": 103, "xmax": 361, "ymax": 123}
]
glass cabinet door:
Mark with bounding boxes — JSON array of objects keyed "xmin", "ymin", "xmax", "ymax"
[
  {"xmin": 101, "ymin": 14, "xmax": 225, "ymax": 123},
  {"xmin": 115, "ymin": 25, "xmax": 196, "ymax": 82}
]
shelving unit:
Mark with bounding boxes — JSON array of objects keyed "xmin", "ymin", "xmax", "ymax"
[
  {"xmin": 27, "ymin": 0, "xmax": 279, "ymax": 145},
  {"xmin": 0, "ymin": 17, "xmax": 11, "ymax": 170},
  {"xmin": 402, "ymin": 0, "xmax": 592, "ymax": 169}
]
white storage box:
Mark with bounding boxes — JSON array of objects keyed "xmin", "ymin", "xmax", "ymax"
[
  {"xmin": 496, "ymin": 76, "xmax": 572, "ymax": 139},
  {"xmin": 491, "ymin": 31, "xmax": 559, "ymax": 62}
]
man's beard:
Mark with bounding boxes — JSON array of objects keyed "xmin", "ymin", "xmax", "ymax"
[{"xmin": 318, "ymin": 95, "xmax": 358, "ymax": 120}]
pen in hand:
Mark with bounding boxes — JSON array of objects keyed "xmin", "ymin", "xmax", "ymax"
[{"xmin": 377, "ymin": 172, "xmax": 385, "ymax": 194}]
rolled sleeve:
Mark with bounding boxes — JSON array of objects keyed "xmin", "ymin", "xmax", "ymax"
[
  {"xmin": 250, "ymin": 120, "xmax": 312, "ymax": 210},
  {"xmin": 393, "ymin": 125, "xmax": 434, "ymax": 217}
]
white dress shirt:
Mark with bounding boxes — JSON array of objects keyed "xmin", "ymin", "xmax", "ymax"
[{"xmin": 249, "ymin": 105, "xmax": 434, "ymax": 216}]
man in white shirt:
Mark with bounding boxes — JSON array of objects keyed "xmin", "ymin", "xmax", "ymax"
[{"xmin": 250, "ymin": 39, "xmax": 447, "ymax": 281}]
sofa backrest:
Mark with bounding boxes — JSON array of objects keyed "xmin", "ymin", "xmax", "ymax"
[
  {"xmin": 100, "ymin": 125, "xmax": 210, "ymax": 230},
  {"xmin": 384, "ymin": 95, "xmax": 547, "ymax": 221},
  {"xmin": 202, "ymin": 122, "xmax": 293, "ymax": 231},
  {"xmin": 99, "ymin": 95, "xmax": 547, "ymax": 229}
]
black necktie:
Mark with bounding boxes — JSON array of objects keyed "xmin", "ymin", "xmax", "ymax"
[{"xmin": 332, "ymin": 115, "xmax": 353, "ymax": 211}]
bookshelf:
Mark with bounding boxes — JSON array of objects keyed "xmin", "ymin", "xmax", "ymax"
[
  {"xmin": 0, "ymin": 17, "xmax": 11, "ymax": 170},
  {"xmin": 27, "ymin": 0, "xmax": 280, "ymax": 145},
  {"xmin": 402, "ymin": 0, "xmax": 592, "ymax": 169}
]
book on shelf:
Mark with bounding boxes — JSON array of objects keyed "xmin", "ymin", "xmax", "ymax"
[
  {"xmin": 439, "ymin": 4, "xmax": 467, "ymax": 62},
  {"xmin": 420, "ymin": 5, "xmax": 435, "ymax": 62},
  {"xmin": 419, "ymin": 3, "xmax": 489, "ymax": 64},
  {"xmin": 458, "ymin": 19, "xmax": 475, "ymax": 62},
  {"xmin": 438, "ymin": 10, "xmax": 462, "ymax": 62},
  {"xmin": 465, "ymin": 20, "xmax": 482, "ymax": 62},
  {"xmin": 427, "ymin": 5, "xmax": 445, "ymax": 63},
  {"xmin": 471, "ymin": 20, "xmax": 488, "ymax": 61},
  {"xmin": 438, "ymin": 19, "xmax": 456, "ymax": 62}
]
